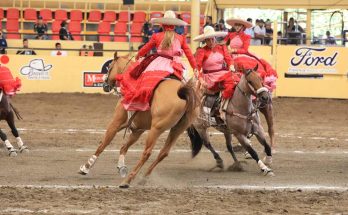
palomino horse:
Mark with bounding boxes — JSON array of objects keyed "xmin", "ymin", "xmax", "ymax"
[
  {"xmin": 189, "ymin": 65, "xmax": 274, "ymax": 175},
  {"xmin": 0, "ymin": 90, "xmax": 28, "ymax": 156},
  {"xmin": 79, "ymin": 52, "xmax": 199, "ymax": 188}
]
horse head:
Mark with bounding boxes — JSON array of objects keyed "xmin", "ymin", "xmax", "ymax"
[
  {"xmin": 103, "ymin": 51, "xmax": 131, "ymax": 93},
  {"xmin": 240, "ymin": 64, "xmax": 270, "ymax": 104}
]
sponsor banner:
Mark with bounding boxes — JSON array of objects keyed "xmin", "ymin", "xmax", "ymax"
[
  {"xmin": 20, "ymin": 59, "xmax": 53, "ymax": 80},
  {"xmin": 83, "ymin": 72, "xmax": 105, "ymax": 87}
]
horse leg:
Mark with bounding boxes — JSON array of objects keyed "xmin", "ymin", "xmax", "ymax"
[
  {"xmin": 234, "ymin": 133, "xmax": 273, "ymax": 176},
  {"xmin": 0, "ymin": 129, "xmax": 17, "ymax": 157},
  {"xmin": 197, "ymin": 127, "xmax": 224, "ymax": 170},
  {"xmin": 119, "ymin": 127, "xmax": 162, "ymax": 188},
  {"xmin": 143, "ymin": 114, "xmax": 193, "ymax": 179},
  {"xmin": 6, "ymin": 111, "xmax": 28, "ymax": 153},
  {"xmin": 260, "ymin": 102, "xmax": 276, "ymax": 151},
  {"xmin": 253, "ymin": 124, "xmax": 273, "ymax": 167},
  {"xmin": 117, "ymin": 129, "xmax": 145, "ymax": 178},
  {"xmin": 79, "ymin": 102, "xmax": 127, "ymax": 175},
  {"xmin": 224, "ymin": 132, "xmax": 243, "ymax": 171}
]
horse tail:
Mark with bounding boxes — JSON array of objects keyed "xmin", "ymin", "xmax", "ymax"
[
  {"xmin": 10, "ymin": 103, "xmax": 23, "ymax": 120},
  {"xmin": 186, "ymin": 125, "xmax": 204, "ymax": 158},
  {"xmin": 177, "ymin": 79, "xmax": 199, "ymax": 124}
]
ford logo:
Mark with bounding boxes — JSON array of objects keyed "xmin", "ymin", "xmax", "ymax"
[{"xmin": 290, "ymin": 47, "xmax": 337, "ymax": 67}]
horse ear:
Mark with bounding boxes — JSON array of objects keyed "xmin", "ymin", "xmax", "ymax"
[
  {"xmin": 114, "ymin": 51, "xmax": 118, "ymax": 60},
  {"xmin": 253, "ymin": 63, "xmax": 259, "ymax": 72}
]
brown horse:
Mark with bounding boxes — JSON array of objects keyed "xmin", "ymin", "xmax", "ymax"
[
  {"xmin": 190, "ymin": 65, "xmax": 274, "ymax": 176},
  {"xmin": 79, "ymin": 53, "xmax": 199, "ymax": 188}
]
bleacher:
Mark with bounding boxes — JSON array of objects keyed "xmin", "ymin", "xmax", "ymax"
[{"xmin": 0, "ymin": 0, "xmax": 206, "ymax": 43}]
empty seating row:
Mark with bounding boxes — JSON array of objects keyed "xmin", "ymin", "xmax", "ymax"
[{"xmin": 0, "ymin": 8, "xmax": 204, "ymax": 24}]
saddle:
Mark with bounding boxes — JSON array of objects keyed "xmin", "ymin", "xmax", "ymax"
[{"xmin": 200, "ymin": 93, "xmax": 225, "ymax": 127}]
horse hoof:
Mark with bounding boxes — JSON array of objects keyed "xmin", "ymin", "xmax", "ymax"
[
  {"xmin": 137, "ymin": 177, "xmax": 148, "ymax": 186},
  {"xmin": 19, "ymin": 146, "xmax": 29, "ymax": 154},
  {"xmin": 262, "ymin": 168, "xmax": 275, "ymax": 177},
  {"xmin": 244, "ymin": 152, "xmax": 252, "ymax": 159},
  {"xmin": 78, "ymin": 165, "xmax": 89, "ymax": 175},
  {"xmin": 119, "ymin": 183, "xmax": 130, "ymax": 189},
  {"xmin": 118, "ymin": 166, "xmax": 128, "ymax": 178},
  {"xmin": 9, "ymin": 151, "xmax": 17, "ymax": 157},
  {"xmin": 228, "ymin": 162, "xmax": 244, "ymax": 172}
]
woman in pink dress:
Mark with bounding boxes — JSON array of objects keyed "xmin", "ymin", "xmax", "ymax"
[
  {"xmin": 194, "ymin": 26, "xmax": 239, "ymax": 100},
  {"xmin": 117, "ymin": 10, "xmax": 197, "ymax": 111},
  {"xmin": 224, "ymin": 18, "xmax": 277, "ymax": 92}
]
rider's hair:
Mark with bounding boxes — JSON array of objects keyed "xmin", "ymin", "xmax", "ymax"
[{"xmin": 161, "ymin": 30, "xmax": 175, "ymax": 50}]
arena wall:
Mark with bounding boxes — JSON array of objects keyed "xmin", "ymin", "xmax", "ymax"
[{"xmin": 3, "ymin": 45, "xmax": 348, "ymax": 99}]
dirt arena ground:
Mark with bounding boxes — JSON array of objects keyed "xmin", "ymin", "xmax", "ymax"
[{"xmin": 0, "ymin": 93, "xmax": 347, "ymax": 214}]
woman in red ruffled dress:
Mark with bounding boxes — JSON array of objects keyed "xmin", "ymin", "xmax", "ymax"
[
  {"xmin": 117, "ymin": 10, "xmax": 197, "ymax": 111},
  {"xmin": 223, "ymin": 18, "xmax": 277, "ymax": 92},
  {"xmin": 194, "ymin": 26, "xmax": 239, "ymax": 100}
]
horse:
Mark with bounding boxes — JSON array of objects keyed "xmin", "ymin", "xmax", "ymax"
[
  {"xmin": 78, "ymin": 52, "xmax": 199, "ymax": 188},
  {"xmin": 189, "ymin": 65, "xmax": 274, "ymax": 176},
  {"xmin": 0, "ymin": 90, "xmax": 28, "ymax": 156}
]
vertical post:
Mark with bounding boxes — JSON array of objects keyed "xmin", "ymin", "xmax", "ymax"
[
  {"xmin": 306, "ymin": 9, "xmax": 312, "ymax": 45},
  {"xmin": 272, "ymin": 20, "xmax": 278, "ymax": 97},
  {"xmin": 190, "ymin": 0, "xmax": 200, "ymax": 51},
  {"xmin": 128, "ymin": 5, "xmax": 132, "ymax": 51}
]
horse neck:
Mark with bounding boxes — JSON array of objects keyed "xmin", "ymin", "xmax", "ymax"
[{"xmin": 230, "ymin": 75, "xmax": 253, "ymax": 114}]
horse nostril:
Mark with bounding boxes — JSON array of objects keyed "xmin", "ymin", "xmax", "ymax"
[{"xmin": 102, "ymin": 83, "xmax": 112, "ymax": 92}]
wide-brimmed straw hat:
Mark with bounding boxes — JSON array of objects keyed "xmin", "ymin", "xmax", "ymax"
[
  {"xmin": 151, "ymin": 10, "xmax": 187, "ymax": 26},
  {"xmin": 193, "ymin": 26, "xmax": 228, "ymax": 42},
  {"xmin": 226, "ymin": 18, "xmax": 252, "ymax": 28}
]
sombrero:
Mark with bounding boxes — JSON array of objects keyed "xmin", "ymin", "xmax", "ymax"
[
  {"xmin": 193, "ymin": 26, "xmax": 228, "ymax": 42},
  {"xmin": 226, "ymin": 18, "xmax": 252, "ymax": 28},
  {"xmin": 151, "ymin": 10, "xmax": 187, "ymax": 26}
]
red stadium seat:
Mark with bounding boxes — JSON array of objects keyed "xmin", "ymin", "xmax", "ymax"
[
  {"xmin": 133, "ymin": 11, "xmax": 146, "ymax": 23},
  {"xmin": 130, "ymin": 22, "xmax": 143, "ymax": 35},
  {"xmin": 6, "ymin": 19, "xmax": 20, "ymax": 39},
  {"xmin": 98, "ymin": 21, "xmax": 111, "ymax": 42},
  {"xmin": 118, "ymin": 11, "xmax": 130, "ymax": 22},
  {"xmin": 150, "ymin": 12, "xmax": 163, "ymax": 19},
  {"xmin": 55, "ymin": 10, "xmax": 67, "ymax": 21},
  {"xmin": 103, "ymin": 11, "xmax": 116, "ymax": 22},
  {"xmin": 70, "ymin": 10, "xmax": 83, "ymax": 21},
  {"xmin": 69, "ymin": 21, "xmax": 82, "ymax": 40},
  {"xmin": 0, "ymin": 8, "xmax": 4, "ymax": 20},
  {"xmin": 51, "ymin": 20, "xmax": 61, "ymax": 40},
  {"xmin": 40, "ymin": 9, "xmax": 52, "ymax": 21},
  {"xmin": 181, "ymin": 12, "xmax": 191, "ymax": 24},
  {"xmin": 6, "ymin": 8, "xmax": 19, "ymax": 20},
  {"xmin": 114, "ymin": 22, "xmax": 128, "ymax": 42},
  {"xmin": 24, "ymin": 8, "xmax": 37, "ymax": 21},
  {"xmin": 130, "ymin": 36, "xmax": 142, "ymax": 42},
  {"xmin": 88, "ymin": 10, "xmax": 101, "ymax": 22}
]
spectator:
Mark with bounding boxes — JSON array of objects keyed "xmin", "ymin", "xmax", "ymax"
[
  {"xmin": 79, "ymin": 44, "xmax": 88, "ymax": 56},
  {"xmin": 142, "ymin": 21, "xmax": 152, "ymax": 43},
  {"xmin": 286, "ymin": 17, "xmax": 304, "ymax": 45},
  {"xmin": 277, "ymin": 31, "xmax": 285, "ymax": 44},
  {"xmin": 59, "ymin": 20, "xmax": 74, "ymax": 40},
  {"xmin": 204, "ymin": 16, "xmax": 213, "ymax": 28},
  {"xmin": 244, "ymin": 18, "xmax": 255, "ymax": 45},
  {"xmin": 264, "ymin": 21, "xmax": 273, "ymax": 45},
  {"xmin": 325, "ymin": 31, "xmax": 336, "ymax": 45},
  {"xmin": 0, "ymin": 31, "xmax": 7, "ymax": 54},
  {"xmin": 16, "ymin": 39, "xmax": 37, "ymax": 55},
  {"xmin": 51, "ymin": 42, "xmax": 67, "ymax": 56},
  {"xmin": 218, "ymin": 19, "xmax": 227, "ymax": 32},
  {"xmin": 175, "ymin": 16, "xmax": 185, "ymax": 35},
  {"xmin": 253, "ymin": 19, "xmax": 266, "ymax": 45},
  {"xmin": 88, "ymin": 45, "xmax": 94, "ymax": 56},
  {"xmin": 287, "ymin": 17, "xmax": 304, "ymax": 33},
  {"xmin": 33, "ymin": 16, "xmax": 48, "ymax": 40}
]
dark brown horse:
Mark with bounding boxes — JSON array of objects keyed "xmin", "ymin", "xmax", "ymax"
[{"xmin": 0, "ymin": 90, "xmax": 28, "ymax": 156}]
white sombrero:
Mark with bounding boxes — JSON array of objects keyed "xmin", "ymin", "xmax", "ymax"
[
  {"xmin": 193, "ymin": 26, "xmax": 228, "ymax": 42},
  {"xmin": 226, "ymin": 18, "xmax": 252, "ymax": 28},
  {"xmin": 151, "ymin": 10, "xmax": 187, "ymax": 26}
]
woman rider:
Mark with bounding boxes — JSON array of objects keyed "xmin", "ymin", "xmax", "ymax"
[{"xmin": 223, "ymin": 18, "xmax": 277, "ymax": 92}]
